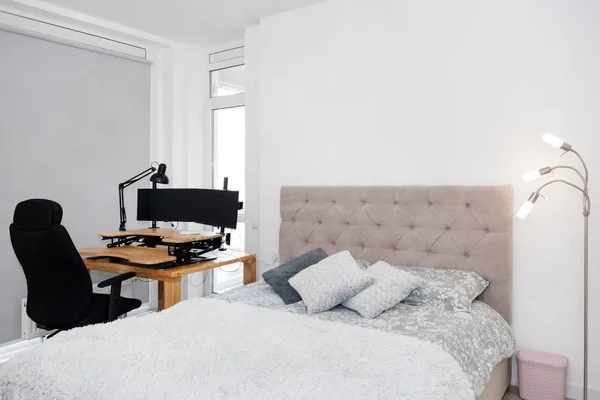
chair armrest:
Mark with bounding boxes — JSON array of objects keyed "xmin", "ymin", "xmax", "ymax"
[{"xmin": 97, "ymin": 272, "xmax": 136, "ymax": 288}]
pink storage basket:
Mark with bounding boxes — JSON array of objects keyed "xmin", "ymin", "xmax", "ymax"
[{"xmin": 517, "ymin": 349, "xmax": 568, "ymax": 400}]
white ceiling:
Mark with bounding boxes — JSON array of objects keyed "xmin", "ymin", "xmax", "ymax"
[{"xmin": 25, "ymin": 0, "xmax": 326, "ymax": 45}]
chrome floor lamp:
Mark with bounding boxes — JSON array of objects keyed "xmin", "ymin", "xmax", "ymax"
[{"xmin": 518, "ymin": 133, "xmax": 591, "ymax": 400}]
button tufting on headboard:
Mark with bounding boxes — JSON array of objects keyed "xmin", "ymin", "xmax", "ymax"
[{"xmin": 279, "ymin": 185, "xmax": 513, "ymax": 323}]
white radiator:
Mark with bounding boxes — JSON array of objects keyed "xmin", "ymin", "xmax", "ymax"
[
  {"xmin": 20, "ymin": 279, "xmax": 136, "ymax": 340},
  {"xmin": 21, "ymin": 299, "xmax": 49, "ymax": 340},
  {"xmin": 92, "ymin": 278, "xmax": 134, "ymax": 298}
]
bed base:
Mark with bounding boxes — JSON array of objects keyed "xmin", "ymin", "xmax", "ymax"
[{"xmin": 478, "ymin": 358, "xmax": 511, "ymax": 400}]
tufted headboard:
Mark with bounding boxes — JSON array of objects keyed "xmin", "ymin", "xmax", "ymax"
[{"xmin": 279, "ymin": 186, "xmax": 513, "ymax": 323}]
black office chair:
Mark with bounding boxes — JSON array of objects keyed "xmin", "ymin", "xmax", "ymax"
[{"xmin": 9, "ymin": 199, "xmax": 141, "ymax": 337}]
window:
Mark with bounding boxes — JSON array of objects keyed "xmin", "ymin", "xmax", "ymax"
[
  {"xmin": 211, "ymin": 65, "xmax": 245, "ymax": 97},
  {"xmin": 213, "ymin": 106, "xmax": 245, "ymax": 206},
  {"xmin": 207, "ymin": 47, "xmax": 246, "ymax": 293},
  {"xmin": 212, "ymin": 106, "xmax": 245, "ymax": 292}
]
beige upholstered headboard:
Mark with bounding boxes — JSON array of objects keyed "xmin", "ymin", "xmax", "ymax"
[{"xmin": 279, "ymin": 186, "xmax": 513, "ymax": 323}]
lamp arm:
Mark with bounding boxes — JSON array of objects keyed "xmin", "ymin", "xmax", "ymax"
[
  {"xmin": 119, "ymin": 167, "xmax": 156, "ymax": 188},
  {"xmin": 119, "ymin": 185, "xmax": 126, "ymax": 231},
  {"xmin": 568, "ymin": 149, "xmax": 589, "ymax": 190},
  {"xmin": 549, "ymin": 165, "xmax": 586, "ymax": 185},
  {"xmin": 534, "ymin": 179, "xmax": 591, "ymax": 216},
  {"xmin": 118, "ymin": 166, "xmax": 157, "ymax": 231}
]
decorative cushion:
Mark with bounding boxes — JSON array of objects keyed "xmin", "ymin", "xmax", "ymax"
[
  {"xmin": 343, "ymin": 261, "xmax": 424, "ymax": 319},
  {"xmin": 398, "ymin": 266, "xmax": 489, "ymax": 312},
  {"xmin": 289, "ymin": 251, "xmax": 374, "ymax": 313},
  {"xmin": 356, "ymin": 259, "xmax": 372, "ymax": 269},
  {"xmin": 262, "ymin": 248, "xmax": 328, "ymax": 304}
]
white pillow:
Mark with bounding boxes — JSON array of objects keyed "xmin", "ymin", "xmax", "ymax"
[
  {"xmin": 288, "ymin": 250, "xmax": 374, "ymax": 313},
  {"xmin": 343, "ymin": 261, "xmax": 424, "ymax": 319}
]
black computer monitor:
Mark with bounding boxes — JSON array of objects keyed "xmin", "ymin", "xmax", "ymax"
[{"xmin": 137, "ymin": 188, "xmax": 240, "ymax": 229}]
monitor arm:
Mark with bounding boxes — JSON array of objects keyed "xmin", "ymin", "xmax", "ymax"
[
  {"xmin": 119, "ymin": 167, "xmax": 156, "ymax": 231},
  {"xmin": 219, "ymin": 177, "xmax": 229, "ymax": 240},
  {"xmin": 215, "ymin": 177, "xmax": 245, "ymax": 247}
]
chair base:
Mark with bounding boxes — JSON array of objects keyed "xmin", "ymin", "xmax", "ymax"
[
  {"xmin": 44, "ymin": 330, "xmax": 62, "ymax": 339},
  {"xmin": 37, "ymin": 294, "xmax": 141, "ymax": 334}
]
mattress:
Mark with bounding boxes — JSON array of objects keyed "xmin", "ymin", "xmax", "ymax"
[{"xmin": 216, "ymin": 282, "xmax": 515, "ymax": 395}]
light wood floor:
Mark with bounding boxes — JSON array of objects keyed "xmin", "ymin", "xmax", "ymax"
[
  {"xmin": 502, "ymin": 392, "xmax": 521, "ymax": 400},
  {"xmin": 503, "ymin": 388, "xmax": 574, "ymax": 400}
]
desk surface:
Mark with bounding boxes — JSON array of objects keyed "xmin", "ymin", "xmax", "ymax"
[
  {"xmin": 81, "ymin": 249, "xmax": 255, "ymax": 281},
  {"xmin": 79, "ymin": 246, "xmax": 177, "ymax": 265},
  {"xmin": 98, "ymin": 228, "xmax": 222, "ymax": 244}
]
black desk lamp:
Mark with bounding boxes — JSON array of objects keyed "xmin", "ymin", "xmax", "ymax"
[{"xmin": 119, "ymin": 163, "xmax": 169, "ymax": 231}]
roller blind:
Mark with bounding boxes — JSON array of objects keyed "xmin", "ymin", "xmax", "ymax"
[{"xmin": 0, "ymin": 28, "xmax": 151, "ymax": 342}]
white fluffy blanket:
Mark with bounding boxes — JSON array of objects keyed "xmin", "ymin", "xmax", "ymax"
[{"xmin": 1, "ymin": 298, "xmax": 474, "ymax": 400}]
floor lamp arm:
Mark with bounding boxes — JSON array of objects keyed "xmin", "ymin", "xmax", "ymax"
[
  {"xmin": 534, "ymin": 179, "xmax": 591, "ymax": 216},
  {"xmin": 569, "ymin": 149, "xmax": 589, "ymax": 190},
  {"xmin": 549, "ymin": 165, "xmax": 586, "ymax": 186}
]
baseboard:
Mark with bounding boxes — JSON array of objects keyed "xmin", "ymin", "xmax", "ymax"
[
  {"xmin": 510, "ymin": 383, "xmax": 597, "ymax": 400},
  {"xmin": 0, "ymin": 337, "xmax": 42, "ymax": 364},
  {"xmin": 0, "ymin": 302, "xmax": 154, "ymax": 364},
  {"xmin": 567, "ymin": 382, "xmax": 600, "ymax": 400},
  {"xmin": 126, "ymin": 302, "xmax": 154, "ymax": 317}
]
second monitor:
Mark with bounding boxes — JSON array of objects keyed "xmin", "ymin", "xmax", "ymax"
[{"xmin": 137, "ymin": 188, "xmax": 240, "ymax": 229}]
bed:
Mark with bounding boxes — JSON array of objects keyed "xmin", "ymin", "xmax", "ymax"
[
  {"xmin": 275, "ymin": 185, "xmax": 514, "ymax": 400},
  {"xmin": 0, "ymin": 185, "xmax": 514, "ymax": 400}
]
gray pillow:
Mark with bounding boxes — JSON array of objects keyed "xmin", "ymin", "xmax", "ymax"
[
  {"xmin": 397, "ymin": 266, "xmax": 489, "ymax": 312},
  {"xmin": 343, "ymin": 261, "xmax": 424, "ymax": 319},
  {"xmin": 262, "ymin": 248, "xmax": 328, "ymax": 304},
  {"xmin": 289, "ymin": 250, "xmax": 374, "ymax": 313}
]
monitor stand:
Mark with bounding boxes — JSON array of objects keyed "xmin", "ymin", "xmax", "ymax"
[
  {"xmin": 185, "ymin": 247, "xmax": 219, "ymax": 263},
  {"xmin": 189, "ymin": 255, "xmax": 217, "ymax": 262}
]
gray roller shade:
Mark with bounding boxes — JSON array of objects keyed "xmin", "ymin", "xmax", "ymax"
[{"xmin": 0, "ymin": 28, "xmax": 151, "ymax": 342}]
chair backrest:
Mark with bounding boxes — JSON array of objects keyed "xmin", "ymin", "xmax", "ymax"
[{"xmin": 9, "ymin": 199, "xmax": 92, "ymax": 328}]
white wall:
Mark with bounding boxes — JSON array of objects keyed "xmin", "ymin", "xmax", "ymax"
[
  {"xmin": 253, "ymin": 0, "xmax": 600, "ymax": 398},
  {"xmin": 245, "ymin": 25, "xmax": 261, "ymax": 258},
  {"xmin": 149, "ymin": 43, "xmax": 210, "ymax": 302}
]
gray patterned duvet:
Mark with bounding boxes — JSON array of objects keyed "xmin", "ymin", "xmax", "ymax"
[{"xmin": 216, "ymin": 282, "xmax": 515, "ymax": 395}]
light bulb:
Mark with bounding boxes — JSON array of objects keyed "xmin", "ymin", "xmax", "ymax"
[
  {"xmin": 542, "ymin": 133, "xmax": 564, "ymax": 149},
  {"xmin": 516, "ymin": 193, "xmax": 539, "ymax": 220},
  {"xmin": 522, "ymin": 170, "xmax": 541, "ymax": 181},
  {"xmin": 516, "ymin": 201, "xmax": 535, "ymax": 219},
  {"xmin": 522, "ymin": 167, "xmax": 551, "ymax": 182}
]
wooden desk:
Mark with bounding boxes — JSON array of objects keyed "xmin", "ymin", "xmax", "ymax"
[
  {"xmin": 80, "ymin": 248, "xmax": 257, "ymax": 310},
  {"xmin": 79, "ymin": 246, "xmax": 177, "ymax": 265}
]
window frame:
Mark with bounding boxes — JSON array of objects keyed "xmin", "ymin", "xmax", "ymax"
[
  {"xmin": 210, "ymin": 64, "xmax": 246, "ymax": 98},
  {"xmin": 205, "ymin": 50, "xmax": 246, "ymax": 294}
]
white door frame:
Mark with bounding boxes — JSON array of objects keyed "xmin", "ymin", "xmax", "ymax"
[{"xmin": 204, "ymin": 51, "xmax": 246, "ymax": 294}]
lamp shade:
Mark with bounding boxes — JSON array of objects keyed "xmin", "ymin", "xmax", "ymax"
[
  {"xmin": 522, "ymin": 167, "xmax": 551, "ymax": 182},
  {"xmin": 150, "ymin": 163, "xmax": 169, "ymax": 185},
  {"xmin": 516, "ymin": 201, "xmax": 535, "ymax": 219},
  {"xmin": 542, "ymin": 133, "xmax": 564, "ymax": 149},
  {"xmin": 516, "ymin": 192, "xmax": 539, "ymax": 219},
  {"xmin": 522, "ymin": 170, "xmax": 542, "ymax": 182}
]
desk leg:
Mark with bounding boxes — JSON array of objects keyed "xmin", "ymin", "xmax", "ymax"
[
  {"xmin": 157, "ymin": 278, "xmax": 182, "ymax": 311},
  {"xmin": 243, "ymin": 256, "xmax": 257, "ymax": 285}
]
